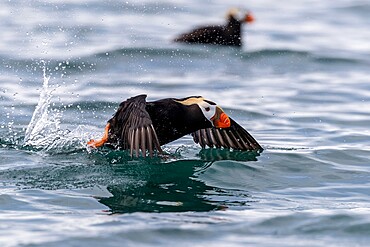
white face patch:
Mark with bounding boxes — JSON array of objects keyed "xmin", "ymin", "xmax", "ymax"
[
  {"xmin": 197, "ymin": 101, "xmax": 217, "ymax": 123},
  {"xmin": 175, "ymin": 97, "xmax": 218, "ymax": 125}
]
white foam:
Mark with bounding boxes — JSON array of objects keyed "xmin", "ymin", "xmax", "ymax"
[
  {"xmin": 23, "ymin": 62, "xmax": 95, "ymax": 153},
  {"xmin": 24, "ymin": 62, "xmax": 61, "ymax": 145}
]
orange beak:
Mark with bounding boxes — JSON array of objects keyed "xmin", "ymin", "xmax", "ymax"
[
  {"xmin": 212, "ymin": 108, "xmax": 231, "ymax": 128},
  {"xmin": 245, "ymin": 12, "xmax": 255, "ymax": 23}
]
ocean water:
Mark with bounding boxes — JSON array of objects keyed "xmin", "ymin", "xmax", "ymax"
[{"xmin": 1, "ymin": 0, "xmax": 370, "ymax": 246}]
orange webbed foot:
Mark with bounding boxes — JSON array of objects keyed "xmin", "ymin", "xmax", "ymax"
[{"xmin": 87, "ymin": 123, "xmax": 110, "ymax": 148}]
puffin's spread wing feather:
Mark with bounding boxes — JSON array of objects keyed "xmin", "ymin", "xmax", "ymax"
[
  {"xmin": 191, "ymin": 118, "xmax": 262, "ymax": 151},
  {"xmin": 109, "ymin": 95, "xmax": 162, "ymax": 157}
]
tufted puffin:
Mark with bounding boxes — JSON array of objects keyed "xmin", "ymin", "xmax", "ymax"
[
  {"xmin": 173, "ymin": 9, "xmax": 255, "ymax": 47},
  {"xmin": 88, "ymin": 95, "xmax": 262, "ymax": 157}
]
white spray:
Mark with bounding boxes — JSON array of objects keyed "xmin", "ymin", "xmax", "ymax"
[
  {"xmin": 24, "ymin": 62, "xmax": 61, "ymax": 146},
  {"xmin": 24, "ymin": 62, "xmax": 92, "ymax": 153}
]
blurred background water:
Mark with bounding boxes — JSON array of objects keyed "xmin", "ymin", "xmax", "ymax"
[{"xmin": 1, "ymin": 0, "xmax": 370, "ymax": 246}]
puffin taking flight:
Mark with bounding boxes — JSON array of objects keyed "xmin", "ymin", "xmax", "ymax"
[
  {"xmin": 173, "ymin": 9, "xmax": 255, "ymax": 47},
  {"xmin": 88, "ymin": 95, "xmax": 262, "ymax": 157}
]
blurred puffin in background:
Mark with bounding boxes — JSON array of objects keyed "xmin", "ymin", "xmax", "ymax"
[
  {"xmin": 88, "ymin": 95, "xmax": 262, "ymax": 157},
  {"xmin": 174, "ymin": 8, "xmax": 255, "ymax": 47}
]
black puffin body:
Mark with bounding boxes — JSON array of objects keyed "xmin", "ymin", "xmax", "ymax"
[
  {"xmin": 174, "ymin": 10, "xmax": 254, "ymax": 47},
  {"xmin": 88, "ymin": 95, "xmax": 262, "ymax": 157}
]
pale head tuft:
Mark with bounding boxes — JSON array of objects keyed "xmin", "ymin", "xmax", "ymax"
[{"xmin": 226, "ymin": 8, "xmax": 240, "ymax": 18}]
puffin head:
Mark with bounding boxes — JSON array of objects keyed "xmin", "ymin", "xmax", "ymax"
[
  {"xmin": 176, "ymin": 96, "xmax": 231, "ymax": 128},
  {"xmin": 226, "ymin": 8, "xmax": 255, "ymax": 24}
]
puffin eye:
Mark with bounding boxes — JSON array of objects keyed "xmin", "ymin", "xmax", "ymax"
[{"xmin": 205, "ymin": 107, "xmax": 210, "ymax": 112}]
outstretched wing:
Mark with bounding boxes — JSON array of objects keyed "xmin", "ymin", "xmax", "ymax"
[
  {"xmin": 191, "ymin": 118, "xmax": 262, "ymax": 151},
  {"xmin": 108, "ymin": 94, "xmax": 162, "ymax": 157}
]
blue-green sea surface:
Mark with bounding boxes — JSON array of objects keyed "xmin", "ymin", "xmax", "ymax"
[{"xmin": 1, "ymin": 0, "xmax": 370, "ymax": 246}]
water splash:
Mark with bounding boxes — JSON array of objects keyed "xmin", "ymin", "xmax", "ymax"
[
  {"xmin": 23, "ymin": 62, "xmax": 92, "ymax": 153},
  {"xmin": 24, "ymin": 63, "xmax": 60, "ymax": 145}
]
